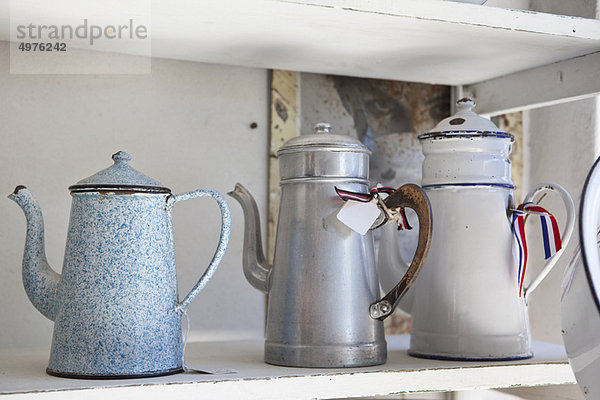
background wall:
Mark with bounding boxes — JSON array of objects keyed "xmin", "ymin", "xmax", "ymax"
[{"xmin": 0, "ymin": 41, "xmax": 269, "ymax": 350}]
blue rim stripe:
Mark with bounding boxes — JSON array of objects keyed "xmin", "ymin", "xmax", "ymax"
[
  {"xmin": 540, "ymin": 216, "xmax": 551, "ymax": 259},
  {"xmin": 418, "ymin": 130, "xmax": 515, "ymax": 141},
  {"xmin": 408, "ymin": 351, "xmax": 533, "ymax": 362},
  {"xmin": 423, "ymin": 183, "xmax": 516, "ymax": 189}
]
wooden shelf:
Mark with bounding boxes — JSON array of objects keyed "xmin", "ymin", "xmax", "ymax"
[
  {"xmin": 0, "ymin": 335, "xmax": 576, "ymax": 399},
  {"xmin": 0, "ymin": 2, "xmax": 592, "ymax": 397},
  {"xmin": 3, "ymin": 0, "xmax": 600, "ymax": 85}
]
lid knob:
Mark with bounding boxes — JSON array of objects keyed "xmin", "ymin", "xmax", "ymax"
[
  {"xmin": 456, "ymin": 98, "xmax": 475, "ymax": 113},
  {"xmin": 112, "ymin": 151, "xmax": 131, "ymax": 164},
  {"xmin": 314, "ymin": 123, "xmax": 332, "ymax": 134}
]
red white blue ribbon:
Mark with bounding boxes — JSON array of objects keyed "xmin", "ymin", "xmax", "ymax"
[
  {"xmin": 334, "ymin": 186, "xmax": 411, "ymax": 230},
  {"xmin": 334, "ymin": 186, "xmax": 396, "ymax": 202},
  {"xmin": 512, "ymin": 202, "xmax": 562, "ymax": 296}
]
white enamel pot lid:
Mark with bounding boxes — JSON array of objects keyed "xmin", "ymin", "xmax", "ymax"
[
  {"xmin": 579, "ymin": 155, "xmax": 600, "ymax": 316},
  {"xmin": 69, "ymin": 151, "xmax": 171, "ymax": 194},
  {"xmin": 419, "ymin": 98, "xmax": 514, "ymax": 141}
]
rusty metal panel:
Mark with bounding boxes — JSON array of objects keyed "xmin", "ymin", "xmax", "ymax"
[{"xmin": 268, "ymin": 70, "xmax": 298, "ymax": 263}]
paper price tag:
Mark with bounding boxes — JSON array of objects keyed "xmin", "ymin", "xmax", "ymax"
[
  {"xmin": 337, "ymin": 199, "xmax": 381, "ymax": 235},
  {"xmin": 186, "ymin": 365, "xmax": 238, "ymax": 375}
]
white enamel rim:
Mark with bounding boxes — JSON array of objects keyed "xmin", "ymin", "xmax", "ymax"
[{"xmin": 580, "ymin": 156, "xmax": 600, "ymax": 316}]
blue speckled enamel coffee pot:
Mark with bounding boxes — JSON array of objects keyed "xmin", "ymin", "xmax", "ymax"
[{"xmin": 9, "ymin": 151, "xmax": 231, "ymax": 379}]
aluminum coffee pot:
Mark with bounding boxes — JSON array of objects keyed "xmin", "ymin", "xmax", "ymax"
[
  {"xmin": 229, "ymin": 123, "xmax": 432, "ymax": 368},
  {"xmin": 379, "ymin": 99, "xmax": 575, "ymax": 360},
  {"xmin": 9, "ymin": 151, "xmax": 230, "ymax": 378}
]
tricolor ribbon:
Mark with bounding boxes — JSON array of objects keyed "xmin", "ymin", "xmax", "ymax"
[
  {"xmin": 512, "ymin": 202, "xmax": 562, "ymax": 297},
  {"xmin": 335, "ymin": 186, "xmax": 396, "ymax": 202},
  {"xmin": 334, "ymin": 186, "xmax": 411, "ymax": 230}
]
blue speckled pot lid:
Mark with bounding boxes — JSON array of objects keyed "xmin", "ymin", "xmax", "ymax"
[{"xmin": 69, "ymin": 151, "xmax": 170, "ymax": 193}]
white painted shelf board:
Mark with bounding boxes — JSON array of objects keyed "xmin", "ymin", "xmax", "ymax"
[
  {"xmin": 2, "ymin": 0, "xmax": 600, "ymax": 85},
  {"xmin": 0, "ymin": 335, "xmax": 576, "ymax": 399}
]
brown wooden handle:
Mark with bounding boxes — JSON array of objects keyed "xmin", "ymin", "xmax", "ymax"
[{"xmin": 369, "ymin": 184, "xmax": 432, "ymax": 320}]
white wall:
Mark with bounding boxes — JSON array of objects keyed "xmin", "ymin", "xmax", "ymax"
[{"xmin": 0, "ymin": 41, "xmax": 269, "ymax": 350}]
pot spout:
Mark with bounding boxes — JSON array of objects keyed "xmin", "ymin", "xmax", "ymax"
[
  {"xmin": 228, "ymin": 183, "xmax": 271, "ymax": 293},
  {"xmin": 9, "ymin": 186, "xmax": 60, "ymax": 321}
]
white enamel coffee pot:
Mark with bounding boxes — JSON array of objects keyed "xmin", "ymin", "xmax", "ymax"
[
  {"xmin": 379, "ymin": 98, "xmax": 575, "ymax": 360},
  {"xmin": 561, "ymin": 156, "xmax": 600, "ymax": 399}
]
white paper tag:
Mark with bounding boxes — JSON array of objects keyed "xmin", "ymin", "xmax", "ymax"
[
  {"xmin": 185, "ymin": 364, "xmax": 238, "ymax": 375},
  {"xmin": 337, "ymin": 200, "xmax": 381, "ymax": 235}
]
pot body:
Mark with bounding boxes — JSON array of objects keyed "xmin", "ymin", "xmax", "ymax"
[
  {"xmin": 265, "ymin": 178, "xmax": 386, "ymax": 367},
  {"xmin": 48, "ymin": 192, "xmax": 182, "ymax": 378},
  {"xmin": 409, "ymin": 185, "xmax": 532, "ymax": 360},
  {"xmin": 561, "ymin": 247, "xmax": 600, "ymax": 399},
  {"xmin": 411, "ymin": 132, "xmax": 535, "ymax": 360}
]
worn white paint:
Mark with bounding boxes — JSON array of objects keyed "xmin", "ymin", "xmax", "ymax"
[
  {"xmin": 0, "ymin": 0, "xmax": 599, "ymax": 84},
  {"xmin": 0, "ymin": 335, "xmax": 575, "ymax": 399},
  {"xmin": 0, "ymin": 41, "xmax": 268, "ymax": 350},
  {"xmin": 462, "ymin": 52, "xmax": 600, "ymax": 117}
]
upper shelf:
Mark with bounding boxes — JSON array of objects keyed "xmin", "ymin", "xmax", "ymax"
[
  {"xmin": 4, "ymin": 0, "xmax": 600, "ymax": 85},
  {"xmin": 0, "ymin": 335, "xmax": 576, "ymax": 399}
]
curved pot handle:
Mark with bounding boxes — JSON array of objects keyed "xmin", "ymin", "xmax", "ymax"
[
  {"xmin": 170, "ymin": 189, "xmax": 231, "ymax": 310},
  {"xmin": 369, "ymin": 184, "xmax": 432, "ymax": 320},
  {"xmin": 521, "ymin": 183, "xmax": 575, "ymax": 303},
  {"xmin": 376, "ymin": 222, "xmax": 416, "ymax": 315}
]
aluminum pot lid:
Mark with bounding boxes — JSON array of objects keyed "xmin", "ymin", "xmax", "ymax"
[
  {"xmin": 419, "ymin": 98, "xmax": 513, "ymax": 140},
  {"xmin": 277, "ymin": 123, "xmax": 371, "ymax": 156},
  {"xmin": 69, "ymin": 151, "xmax": 170, "ymax": 193}
]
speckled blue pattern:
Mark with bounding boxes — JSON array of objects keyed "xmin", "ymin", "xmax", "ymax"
[
  {"xmin": 48, "ymin": 193, "xmax": 183, "ymax": 376},
  {"xmin": 171, "ymin": 190, "xmax": 231, "ymax": 309},
  {"xmin": 9, "ymin": 184, "xmax": 230, "ymax": 378},
  {"xmin": 8, "ymin": 188, "xmax": 60, "ymax": 321}
]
